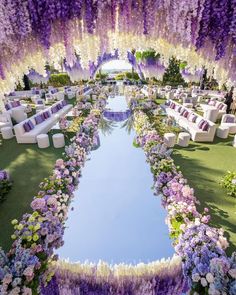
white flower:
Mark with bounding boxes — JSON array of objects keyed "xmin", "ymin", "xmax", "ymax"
[
  {"xmin": 228, "ymin": 269, "xmax": 236, "ymax": 279},
  {"xmin": 206, "ymin": 273, "xmax": 214, "ymax": 283},
  {"xmin": 192, "ymin": 273, "xmax": 200, "ymax": 282},
  {"xmin": 194, "ymin": 218, "xmax": 200, "ymax": 226},
  {"xmin": 200, "ymin": 278, "xmax": 208, "ymax": 287}
]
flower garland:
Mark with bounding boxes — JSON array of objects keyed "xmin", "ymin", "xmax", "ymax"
[
  {"xmin": 133, "ymin": 111, "xmax": 236, "ymax": 294},
  {"xmin": 0, "ymin": 93, "xmax": 107, "ymax": 294}
]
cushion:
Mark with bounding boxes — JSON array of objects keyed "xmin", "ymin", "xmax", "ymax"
[
  {"xmin": 56, "ymin": 104, "xmax": 62, "ymax": 110},
  {"xmin": 226, "ymin": 117, "xmax": 235, "ymax": 123},
  {"xmin": 183, "ymin": 110, "xmax": 189, "ymax": 118},
  {"xmin": 197, "ymin": 119, "xmax": 205, "ymax": 129},
  {"xmin": 219, "ymin": 104, "xmax": 225, "ymax": 110},
  {"xmin": 217, "ymin": 103, "xmax": 223, "ymax": 110},
  {"xmin": 23, "ymin": 122, "xmax": 31, "ymax": 132},
  {"xmin": 188, "ymin": 114, "xmax": 197, "ymax": 123},
  {"xmin": 35, "ymin": 115, "xmax": 43, "ymax": 125},
  {"xmin": 43, "ymin": 111, "xmax": 51, "ymax": 120},
  {"xmin": 201, "ymin": 121, "xmax": 210, "ymax": 131},
  {"xmin": 28, "ymin": 120, "xmax": 34, "ymax": 130},
  {"xmin": 5, "ymin": 103, "xmax": 11, "ymax": 110},
  {"xmin": 11, "ymin": 101, "xmax": 18, "ymax": 108},
  {"xmin": 208, "ymin": 100, "xmax": 216, "ymax": 106},
  {"xmin": 170, "ymin": 102, "xmax": 176, "ymax": 109},
  {"xmin": 61, "ymin": 100, "xmax": 67, "ymax": 107},
  {"xmin": 51, "ymin": 106, "xmax": 58, "ymax": 114}
]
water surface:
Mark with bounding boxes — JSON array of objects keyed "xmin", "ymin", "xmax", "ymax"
[{"xmin": 57, "ymin": 95, "xmax": 174, "ymax": 263}]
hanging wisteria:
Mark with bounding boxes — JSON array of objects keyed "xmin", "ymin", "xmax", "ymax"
[
  {"xmin": 27, "ymin": 70, "xmax": 50, "ymax": 85},
  {"xmin": 0, "ymin": 0, "xmax": 235, "ymax": 94}
]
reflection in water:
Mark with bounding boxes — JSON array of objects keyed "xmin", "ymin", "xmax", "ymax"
[{"xmin": 57, "ymin": 95, "xmax": 174, "ymax": 264}]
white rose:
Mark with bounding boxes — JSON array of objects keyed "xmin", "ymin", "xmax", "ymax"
[
  {"xmin": 206, "ymin": 273, "xmax": 214, "ymax": 283},
  {"xmin": 228, "ymin": 269, "xmax": 236, "ymax": 279},
  {"xmin": 200, "ymin": 278, "xmax": 208, "ymax": 287},
  {"xmin": 192, "ymin": 273, "xmax": 200, "ymax": 282}
]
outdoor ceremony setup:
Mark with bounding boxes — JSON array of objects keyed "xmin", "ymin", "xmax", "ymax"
[{"xmin": 0, "ymin": 1, "xmax": 236, "ymax": 295}]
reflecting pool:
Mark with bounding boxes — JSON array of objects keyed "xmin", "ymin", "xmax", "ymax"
[{"xmin": 57, "ymin": 95, "xmax": 174, "ymax": 264}]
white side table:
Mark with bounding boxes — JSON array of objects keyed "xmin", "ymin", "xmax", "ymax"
[
  {"xmin": 52, "ymin": 133, "xmax": 65, "ymax": 148},
  {"xmin": 1, "ymin": 127, "xmax": 14, "ymax": 139},
  {"xmin": 37, "ymin": 134, "xmax": 50, "ymax": 148},
  {"xmin": 178, "ymin": 132, "xmax": 191, "ymax": 147},
  {"xmin": 164, "ymin": 133, "xmax": 176, "ymax": 147},
  {"xmin": 217, "ymin": 126, "xmax": 229, "ymax": 139}
]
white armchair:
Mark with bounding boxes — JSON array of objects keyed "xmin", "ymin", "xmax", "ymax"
[
  {"xmin": 221, "ymin": 114, "xmax": 236, "ymax": 134},
  {"xmin": 183, "ymin": 97, "xmax": 193, "ymax": 108},
  {"xmin": 35, "ymin": 99, "xmax": 45, "ymax": 112}
]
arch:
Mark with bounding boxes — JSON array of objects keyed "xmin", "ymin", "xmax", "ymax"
[{"xmin": 90, "ymin": 51, "xmax": 145, "ymax": 80}]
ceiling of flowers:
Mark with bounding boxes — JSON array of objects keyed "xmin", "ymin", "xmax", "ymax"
[{"xmin": 0, "ymin": 0, "xmax": 235, "ymax": 94}]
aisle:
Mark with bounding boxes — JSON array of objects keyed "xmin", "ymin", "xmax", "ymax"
[{"xmin": 57, "ymin": 95, "xmax": 173, "ymax": 263}]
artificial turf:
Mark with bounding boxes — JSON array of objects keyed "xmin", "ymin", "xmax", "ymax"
[
  {"xmin": 0, "ymin": 135, "xmax": 64, "ymax": 250},
  {"xmin": 172, "ymin": 135, "xmax": 236, "ymax": 255}
]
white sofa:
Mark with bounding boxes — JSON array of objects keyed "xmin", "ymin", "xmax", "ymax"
[
  {"xmin": 165, "ymin": 100, "xmax": 216, "ymax": 142},
  {"xmin": 0, "ymin": 112, "xmax": 12, "ymax": 131},
  {"xmin": 14, "ymin": 101, "xmax": 72, "ymax": 143},
  {"xmin": 220, "ymin": 114, "xmax": 236, "ymax": 134}
]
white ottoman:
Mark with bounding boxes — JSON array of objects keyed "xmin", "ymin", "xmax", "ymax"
[
  {"xmin": 52, "ymin": 133, "xmax": 65, "ymax": 148},
  {"xmin": 233, "ymin": 135, "xmax": 236, "ymax": 148},
  {"xmin": 177, "ymin": 132, "xmax": 191, "ymax": 147},
  {"xmin": 217, "ymin": 126, "xmax": 229, "ymax": 139},
  {"xmin": 37, "ymin": 134, "xmax": 50, "ymax": 148},
  {"xmin": 1, "ymin": 127, "xmax": 14, "ymax": 139},
  {"xmin": 164, "ymin": 133, "xmax": 176, "ymax": 147}
]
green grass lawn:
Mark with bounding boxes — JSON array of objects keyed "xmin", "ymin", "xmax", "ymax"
[
  {"xmin": 0, "ymin": 135, "xmax": 64, "ymax": 250},
  {"xmin": 172, "ymin": 136, "xmax": 236, "ymax": 255}
]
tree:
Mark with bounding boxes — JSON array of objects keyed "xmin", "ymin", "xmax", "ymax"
[{"xmin": 162, "ymin": 57, "xmax": 185, "ymax": 86}]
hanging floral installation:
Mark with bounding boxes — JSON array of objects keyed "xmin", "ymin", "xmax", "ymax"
[
  {"xmin": 135, "ymin": 50, "xmax": 166, "ymax": 80},
  {"xmin": 0, "ymin": 0, "xmax": 235, "ymax": 95},
  {"xmin": 27, "ymin": 70, "xmax": 50, "ymax": 85}
]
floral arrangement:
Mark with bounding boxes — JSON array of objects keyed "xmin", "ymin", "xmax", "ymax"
[
  {"xmin": 133, "ymin": 111, "xmax": 236, "ymax": 294},
  {"xmin": 0, "ymin": 0, "xmax": 235, "ymax": 96},
  {"xmin": 220, "ymin": 171, "xmax": 236, "ymax": 198},
  {"xmin": 42, "ymin": 257, "xmax": 184, "ymax": 295},
  {"xmin": 0, "ymin": 169, "xmax": 12, "ymax": 202},
  {"xmin": 0, "ymin": 93, "xmax": 107, "ymax": 294}
]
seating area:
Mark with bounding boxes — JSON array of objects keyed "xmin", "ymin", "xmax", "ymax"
[{"xmin": 165, "ymin": 99, "xmax": 217, "ymax": 142}]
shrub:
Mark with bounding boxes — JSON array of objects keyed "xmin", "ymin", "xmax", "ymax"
[
  {"xmin": 48, "ymin": 73, "xmax": 71, "ymax": 87},
  {"xmin": 0, "ymin": 170, "xmax": 12, "ymax": 202},
  {"xmin": 220, "ymin": 171, "xmax": 236, "ymax": 198}
]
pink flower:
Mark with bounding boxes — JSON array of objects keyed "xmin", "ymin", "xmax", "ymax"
[
  {"xmin": 228, "ymin": 269, "xmax": 236, "ymax": 279},
  {"xmin": 31, "ymin": 198, "xmax": 46, "ymax": 211},
  {"xmin": 55, "ymin": 159, "xmax": 64, "ymax": 167},
  {"xmin": 2, "ymin": 273, "xmax": 12, "ymax": 285}
]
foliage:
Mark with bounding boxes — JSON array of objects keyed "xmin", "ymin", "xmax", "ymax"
[
  {"xmin": 135, "ymin": 50, "xmax": 160, "ymax": 61},
  {"xmin": 95, "ymin": 72, "xmax": 108, "ymax": 80},
  {"xmin": 0, "ymin": 170, "xmax": 12, "ymax": 202},
  {"xmin": 162, "ymin": 57, "xmax": 186, "ymax": 86},
  {"xmin": 220, "ymin": 171, "xmax": 236, "ymax": 198},
  {"xmin": 48, "ymin": 73, "xmax": 71, "ymax": 87}
]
